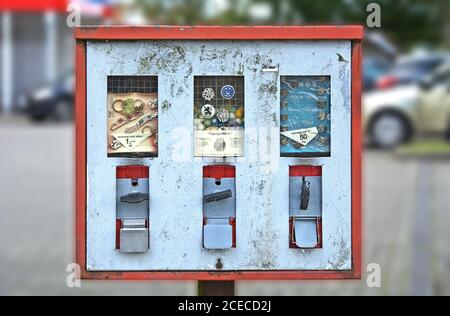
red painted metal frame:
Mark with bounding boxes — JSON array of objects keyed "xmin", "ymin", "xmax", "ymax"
[
  {"xmin": 75, "ymin": 26, "xmax": 362, "ymax": 280},
  {"xmin": 75, "ymin": 25, "xmax": 363, "ymax": 41}
]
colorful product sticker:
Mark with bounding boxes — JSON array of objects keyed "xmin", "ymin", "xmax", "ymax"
[
  {"xmin": 107, "ymin": 92, "xmax": 158, "ymax": 157},
  {"xmin": 221, "ymin": 85, "xmax": 236, "ymax": 99},
  {"xmin": 280, "ymin": 76, "xmax": 331, "ymax": 157},
  {"xmin": 194, "ymin": 76, "xmax": 244, "ymax": 157}
]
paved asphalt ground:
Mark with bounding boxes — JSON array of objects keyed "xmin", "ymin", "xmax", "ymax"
[{"xmin": 0, "ymin": 116, "xmax": 449, "ymax": 295}]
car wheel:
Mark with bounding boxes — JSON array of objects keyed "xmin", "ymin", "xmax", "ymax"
[
  {"xmin": 53, "ymin": 100, "xmax": 73, "ymax": 122},
  {"xmin": 370, "ymin": 112, "xmax": 410, "ymax": 149}
]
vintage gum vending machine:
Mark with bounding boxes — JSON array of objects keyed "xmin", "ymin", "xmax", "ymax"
[{"xmin": 75, "ymin": 26, "xmax": 363, "ymax": 280}]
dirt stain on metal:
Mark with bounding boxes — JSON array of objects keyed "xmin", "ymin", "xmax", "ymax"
[
  {"xmin": 161, "ymin": 100, "xmax": 171, "ymax": 113},
  {"xmin": 246, "ymin": 53, "xmax": 273, "ymax": 73},
  {"xmin": 337, "ymin": 53, "xmax": 349, "ymax": 63},
  {"xmin": 137, "ymin": 44, "xmax": 187, "ymax": 74},
  {"xmin": 258, "ymin": 82, "xmax": 278, "ymax": 95},
  {"xmin": 271, "ymin": 113, "xmax": 279, "ymax": 127},
  {"xmin": 199, "ymin": 45, "xmax": 228, "ymax": 61}
]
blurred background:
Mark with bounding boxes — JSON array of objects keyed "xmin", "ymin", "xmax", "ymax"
[{"xmin": 1, "ymin": 0, "xmax": 450, "ymax": 296}]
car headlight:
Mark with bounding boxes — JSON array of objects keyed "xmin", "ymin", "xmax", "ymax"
[{"xmin": 32, "ymin": 87, "xmax": 53, "ymax": 101}]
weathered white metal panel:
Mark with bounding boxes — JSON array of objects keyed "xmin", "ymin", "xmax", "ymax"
[{"xmin": 86, "ymin": 40, "xmax": 352, "ymax": 271}]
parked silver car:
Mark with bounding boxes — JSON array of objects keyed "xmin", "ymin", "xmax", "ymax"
[{"xmin": 363, "ymin": 60, "xmax": 450, "ymax": 148}]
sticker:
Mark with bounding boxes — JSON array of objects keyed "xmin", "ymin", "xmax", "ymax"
[
  {"xmin": 214, "ymin": 138, "xmax": 226, "ymax": 152},
  {"xmin": 216, "ymin": 109, "xmax": 230, "ymax": 123},
  {"xmin": 221, "ymin": 85, "xmax": 235, "ymax": 99},
  {"xmin": 194, "ymin": 76, "xmax": 244, "ymax": 158},
  {"xmin": 281, "ymin": 127, "xmax": 319, "ymax": 147},
  {"xmin": 280, "ymin": 75, "xmax": 331, "ymax": 157},
  {"xmin": 111, "ymin": 132, "xmax": 152, "ymax": 150},
  {"xmin": 202, "ymin": 88, "xmax": 215, "ymax": 101},
  {"xmin": 201, "ymin": 104, "xmax": 215, "ymax": 118}
]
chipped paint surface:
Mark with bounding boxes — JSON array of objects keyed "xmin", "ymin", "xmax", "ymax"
[{"xmin": 86, "ymin": 40, "xmax": 352, "ymax": 271}]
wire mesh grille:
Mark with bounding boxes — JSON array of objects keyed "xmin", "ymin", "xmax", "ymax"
[
  {"xmin": 107, "ymin": 76, "xmax": 158, "ymax": 94},
  {"xmin": 194, "ymin": 76, "xmax": 244, "ymax": 110}
]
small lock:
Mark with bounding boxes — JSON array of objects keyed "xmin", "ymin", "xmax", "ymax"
[
  {"xmin": 300, "ymin": 177, "xmax": 311, "ymax": 210},
  {"xmin": 317, "ymin": 100, "xmax": 326, "ymax": 108}
]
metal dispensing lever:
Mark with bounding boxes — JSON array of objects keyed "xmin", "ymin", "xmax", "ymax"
[
  {"xmin": 120, "ymin": 192, "xmax": 150, "ymax": 204},
  {"xmin": 203, "ymin": 190, "xmax": 233, "ymax": 203},
  {"xmin": 300, "ymin": 177, "xmax": 311, "ymax": 210}
]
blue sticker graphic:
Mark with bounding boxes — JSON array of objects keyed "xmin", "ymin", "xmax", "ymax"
[
  {"xmin": 221, "ymin": 85, "xmax": 235, "ymax": 99},
  {"xmin": 280, "ymin": 76, "xmax": 331, "ymax": 157}
]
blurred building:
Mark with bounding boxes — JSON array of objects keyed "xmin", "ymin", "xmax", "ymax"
[{"xmin": 0, "ymin": 0, "xmax": 112, "ymax": 113}]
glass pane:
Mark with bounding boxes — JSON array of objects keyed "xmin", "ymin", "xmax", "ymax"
[
  {"xmin": 107, "ymin": 76, "xmax": 158, "ymax": 158},
  {"xmin": 280, "ymin": 76, "xmax": 331, "ymax": 157},
  {"xmin": 194, "ymin": 76, "xmax": 244, "ymax": 157}
]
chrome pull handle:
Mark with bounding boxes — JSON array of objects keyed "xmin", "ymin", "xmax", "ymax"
[
  {"xmin": 300, "ymin": 177, "xmax": 311, "ymax": 210},
  {"xmin": 120, "ymin": 192, "xmax": 149, "ymax": 204},
  {"xmin": 204, "ymin": 190, "xmax": 232, "ymax": 203}
]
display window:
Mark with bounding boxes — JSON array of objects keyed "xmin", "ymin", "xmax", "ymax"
[
  {"xmin": 107, "ymin": 76, "xmax": 158, "ymax": 158},
  {"xmin": 280, "ymin": 76, "xmax": 331, "ymax": 157}
]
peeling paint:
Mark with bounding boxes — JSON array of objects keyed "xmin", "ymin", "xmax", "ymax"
[
  {"xmin": 161, "ymin": 100, "xmax": 171, "ymax": 113},
  {"xmin": 337, "ymin": 53, "xmax": 349, "ymax": 63},
  {"xmin": 245, "ymin": 53, "xmax": 273, "ymax": 73},
  {"xmin": 136, "ymin": 44, "xmax": 187, "ymax": 74},
  {"xmin": 271, "ymin": 113, "xmax": 279, "ymax": 127},
  {"xmin": 258, "ymin": 81, "xmax": 278, "ymax": 96},
  {"xmin": 199, "ymin": 45, "xmax": 228, "ymax": 61}
]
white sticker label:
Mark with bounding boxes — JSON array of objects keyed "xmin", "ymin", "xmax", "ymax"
[
  {"xmin": 112, "ymin": 133, "xmax": 152, "ymax": 149},
  {"xmin": 281, "ymin": 127, "xmax": 319, "ymax": 146}
]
